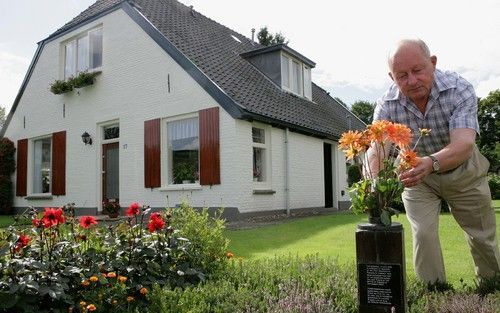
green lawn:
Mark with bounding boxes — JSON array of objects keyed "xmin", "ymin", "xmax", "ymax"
[
  {"xmin": 226, "ymin": 210, "xmax": 500, "ymax": 287},
  {"xmin": 0, "ymin": 215, "xmax": 17, "ymax": 228}
]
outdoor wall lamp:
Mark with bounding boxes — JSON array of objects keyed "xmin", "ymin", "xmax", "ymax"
[{"xmin": 81, "ymin": 132, "xmax": 93, "ymax": 145}]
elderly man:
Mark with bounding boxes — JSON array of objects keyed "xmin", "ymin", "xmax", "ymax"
[{"xmin": 371, "ymin": 38, "xmax": 499, "ymax": 284}]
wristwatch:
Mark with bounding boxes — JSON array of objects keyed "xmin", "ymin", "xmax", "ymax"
[{"xmin": 428, "ymin": 155, "xmax": 440, "ymax": 173}]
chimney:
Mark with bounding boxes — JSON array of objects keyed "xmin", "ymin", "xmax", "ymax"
[
  {"xmin": 190, "ymin": 5, "xmax": 196, "ymax": 17},
  {"xmin": 251, "ymin": 28, "xmax": 255, "ymax": 41}
]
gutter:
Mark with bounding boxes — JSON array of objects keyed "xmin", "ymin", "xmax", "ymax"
[{"xmin": 285, "ymin": 128, "xmax": 290, "ymax": 216}]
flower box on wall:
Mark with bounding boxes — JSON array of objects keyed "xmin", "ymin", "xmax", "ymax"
[{"xmin": 49, "ymin": 71, "xmax": 100, "ymax": 95}]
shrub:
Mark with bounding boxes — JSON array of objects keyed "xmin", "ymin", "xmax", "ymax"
[
  {"xmin": 71, "ymin": 71, "xmax": 98, "ymax": 89},
  {"xmin": 346, "ymin": 164, "xmax": 362, "ymax": 187},
  {"xmin": 487, "ymin": 173, "xmax": 500, "ymax": 199},
  {"xmin": 0, "ymin": 138, "xmax": 15, "ymax": 215},
  {"xmin": 0, "ymin": 177, "xmax": 12, "ymax": 216},
  {"xmin": 0, "ymin": 138, "xmax": 15, "ymax": 176},
  {"xmin": 50, "ymin": 79, "xmax": 73, "ymax": 94},
  {"xmin": 149, "ymin": 255, "xmax": 358, "ymax": 313},
  {"xmin": 169, "ymin": 202, "xmax": 229, "ymax": 277}
]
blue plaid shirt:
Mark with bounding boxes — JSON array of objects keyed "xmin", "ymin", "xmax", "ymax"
[{"xmin": 373, "ymin": 69, "xmax": 479, "ymax": 156}]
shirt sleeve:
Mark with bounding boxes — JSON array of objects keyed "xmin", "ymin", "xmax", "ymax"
[
  {"xmin": 449, "ymin": 82, "xmax": 480, "ymax": 134},
  {"xmin": 372, "ymin": 99, "xmax": 390, "ymax": 123}
]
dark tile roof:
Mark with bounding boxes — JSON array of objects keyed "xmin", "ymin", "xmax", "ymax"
[{"xmin": 50, "ymin": 0, "xmax": 365, "ymax": 139}]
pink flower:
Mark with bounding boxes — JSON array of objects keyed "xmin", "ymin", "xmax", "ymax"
[
  {"xmin": 79, "ymin": 216, "xmax": 98, "ymax": 228},
  {"xmin": 126, "ymin": 202, "xmax": 141, "ymax": 216}
]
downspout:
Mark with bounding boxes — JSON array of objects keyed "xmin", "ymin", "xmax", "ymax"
[{"xmin": 285, "ymin": 128, "xmax": 290, "ymax": 216}]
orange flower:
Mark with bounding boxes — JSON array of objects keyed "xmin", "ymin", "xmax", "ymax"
[
  {"xmin": 387, "ymin": 123, "xmax": 412, "ymax": 148},
  {"xmin": 367, "ymin": 120, "xmax": 390, "ymax": 143},
  {"xmin": 89, "ymin": 276, "xmax": 99, "ymax": 282},
  {"xmin": 86, "ymin": 304, "xmax": 96, "ymax": 311},
  {"xmin": 338, "ymin": 130, "xmax": 362, "ymax": 150},
  {"xmin": 140, "ymin": 287, "xmax": 148, "ymax": 295},
  {"xmin": 127, "ymin": 296, "xmax": 135, "ymax": 302},
  {"xmin": 81, "ymin": 280, "xmax": 90, "ymax": 287},
  {"xmin": 226, "ymin": 252, "xmax": 234, "ymax": 259},
  {"xmin": 399, "ymin": 149, "xmax": 419, "ymax": 170},
  {"xmin": 118, "ymin": 276, "xmax": 127, "ymax": 283},
  {"xmin": 107, "ymin": 272, "xmax": 117, "ymax": 278}
]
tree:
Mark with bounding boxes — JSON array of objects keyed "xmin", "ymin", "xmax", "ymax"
[
  {"xmin": 350, "ymin": 100, "xmax": 375, "ymax": 124},
  {"xmin": 257, "ymin": 27, "xmax": 288, "ymax": 46},
  {"xmin": 477, "ymin": 89, "xmax": 500, "ymax": 172}
]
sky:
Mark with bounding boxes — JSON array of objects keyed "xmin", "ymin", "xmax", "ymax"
[{"xmin": 1, "ymin": 0, "xmax": 499, "ymax": 114}]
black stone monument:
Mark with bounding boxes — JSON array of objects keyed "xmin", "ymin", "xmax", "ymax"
[{"xmin": 356, "ymin": 222, "xmax": 406, "ymax": 313}]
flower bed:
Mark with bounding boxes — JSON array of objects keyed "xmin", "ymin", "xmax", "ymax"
[{"xmin": 0, "ymin": 202, "xmax": 222, "ymax": 312}]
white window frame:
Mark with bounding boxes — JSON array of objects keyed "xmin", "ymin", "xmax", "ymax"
[
  {"xmin": 281, "ymin": 52, "xmax": 312, "ymax": 100},
  {"xmin": 252, "ymin": 123, "xmax": 272, "ymax": 188},
  {"xmin": 63, "ymin": 26, "xmax": 103, "ymax": 79},
  {"xmin": 303, "ymin": 65, "xmax": 312, "ymax": 100},
  {"xmin": 29, "ymin": 135, "xmax": 52, "ymax": 196},
  {"xmin": 161, "ymin": 113, "xmax": 201, "ymax": 189}
]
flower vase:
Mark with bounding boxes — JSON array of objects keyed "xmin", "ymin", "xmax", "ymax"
[{"xmin": 367, "ymin": 208, "xmax": 386, "ymax": 226}]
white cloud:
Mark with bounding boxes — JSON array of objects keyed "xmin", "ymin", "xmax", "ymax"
[
  {"xmin": 0, "ymin": 51, "xmax": 30, "ymax": 113},
  {"xmin": 475, "ymin": 76, "xmax": 500, "ymax": 98}
]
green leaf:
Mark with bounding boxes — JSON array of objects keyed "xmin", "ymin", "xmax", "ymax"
[
  {"xmin": 0, "ymin": 291, "xmax": 17, "ymax": 308},
  {"xmin": 381, "ymin": 211, "xmax": 391, "ymax": 226}
]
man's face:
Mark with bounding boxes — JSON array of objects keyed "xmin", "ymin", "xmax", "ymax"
[{"xmin": 389, "ymin": 44, "xmax": 437, "ymax": 105}]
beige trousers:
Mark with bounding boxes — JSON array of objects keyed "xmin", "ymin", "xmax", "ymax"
[{"xmin": 402, "ymin": 146, "xmax": 500, "ymax": 283}]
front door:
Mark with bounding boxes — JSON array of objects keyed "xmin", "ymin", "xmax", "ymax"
[
  {"xmin": 323, "ymin": 143, "xmax": 333, "ymax": 208},
  {"xmin": 102, "ymin": 142, "xmax": 119, "ymax": 209}
]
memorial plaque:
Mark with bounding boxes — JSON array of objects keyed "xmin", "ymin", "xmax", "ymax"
[
  {"xmin": 358, "ymin": 263, "xmax": 402, "ymax": 307},
  {"xmin": 356, "ymin": 223, "xmax": 406, "ymax": 313}
]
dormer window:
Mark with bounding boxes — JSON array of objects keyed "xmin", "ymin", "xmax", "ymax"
[
  {"xmin": 241, "ymin": 44, "xmax": 315, "ymax": 100},
  {"xmin": 281, "ymin": 53, "xmax": 312, "ymax": 99},
  {"xmin": 64, "ymin": 27, "xmax": 102, "ymax": 79}
]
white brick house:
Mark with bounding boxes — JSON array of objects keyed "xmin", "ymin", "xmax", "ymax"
[{"xmin": 0, "ymin": 0, "xmax": 364, "ymax": 217}]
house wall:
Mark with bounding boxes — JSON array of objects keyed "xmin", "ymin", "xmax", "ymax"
[{"xmin": 4, "ymin": 8, "xmax": 349, "ymax": 215}]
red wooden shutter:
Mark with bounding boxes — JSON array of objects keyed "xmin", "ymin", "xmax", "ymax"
[
  {"xmin": 16, "ymin": 139, "xmax": 28, "ymax": 197},
  {"xmin": 144, "ymin": 118, "xmax": 161, "ymax": 188},
  {"xmin": 199, "ymin": 107, "xmax": 220, "ymax": 185},
  {"xmin": 52, "ymin": 131, "xmax": 66, "ymax": 195}
]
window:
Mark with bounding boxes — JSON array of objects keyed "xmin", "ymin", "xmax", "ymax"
[
  {"xmin": 281, "ymin": 53, "xmax": 312, "ymax": 100},
  {"xmin": 166, "ymin": 117, "xmax": 199, "ymax": 184},
  {"xmin": 145, "ymin": 108, "xmax": 220, "ymax": 188},
  {"xmin": 104, "ymin": 124, "xmax": 120, "ymax": 140},
  {"xmin": 281, "ymin": 55, "xmax": 290, "ymax": 89},
  {"xmin": 304, "ymin": 66, "xmax": 312, "ymax": 99},
  {"xmin": 64, "ymin": 27, "xmax": 102, "ymax": 78},
  {"xmin": 33, "ymin": 138, "xmax": 52, "ymax": 194},
  {"xmin": 252, "ymin": 126, "xmax": 269, "ymax": 183}
]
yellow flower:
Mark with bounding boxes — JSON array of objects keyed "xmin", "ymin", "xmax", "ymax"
[
  {"xmin": 419, "ymin": 128, "xmax": 431, "ymax": 136},
  {"xmin": 89, "ymin": 276, "xmax": 98, "ymax": 282},
  {"xmin": 112, "ymin": 299, "xmax": 118, "ymax": 306},
  {"xmin": 86, "ymin": 304, "xmax": 96, "ymax": 311},
  {"xmin": 127, "ymin": 296, "xmax": 135, "ymax": 302},
  {"xmin": 140, "ymin": 287, "xmax": 148, "ymax": 295},
  {"xmin": 118, "ymin": 275, "xmax": 127, "ymax": 283},
  {"xmin": 79, "ymin": 301, "xmax": 86, "ymax": 307},
  {"xmin": 107, "ymin": 272, "xmax": 117, "ymax": 278}
]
